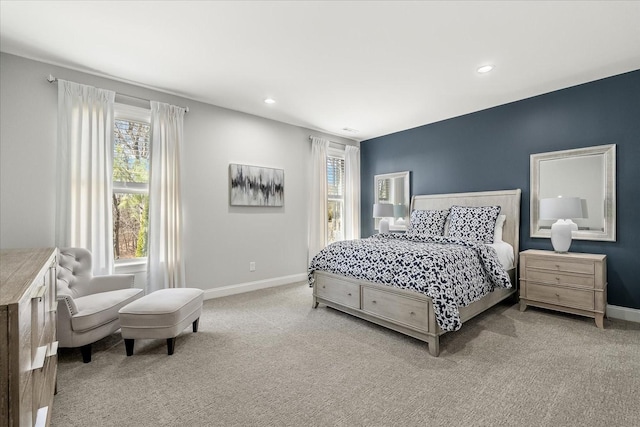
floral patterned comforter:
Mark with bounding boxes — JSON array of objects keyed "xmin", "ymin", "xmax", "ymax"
[{"xmin": 308, "ymin": 233, "xmax": 511, "ymax": 332}]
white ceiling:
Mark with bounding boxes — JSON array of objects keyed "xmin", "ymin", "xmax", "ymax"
[{"xmin": 1, "ymin": 1, "xmax": 639, "ymax": 141}]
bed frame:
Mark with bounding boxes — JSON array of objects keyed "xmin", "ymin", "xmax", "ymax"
[{"xmin": 312, "ymin": 189, "xmax": 521, "ymax": 356}]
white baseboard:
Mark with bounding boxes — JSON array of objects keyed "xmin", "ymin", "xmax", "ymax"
[
  {"xmin": 607, "ymin": 304, "xmax": 640, "ymax": 323},
  {"xmin": 203, "ymin": 273, "xmax": 307, "ymax": 300}
]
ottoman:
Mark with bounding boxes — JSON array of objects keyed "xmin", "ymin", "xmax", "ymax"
[{"xmin": 118, "ymin": 288, "xmax": 204, "ymax": 356}]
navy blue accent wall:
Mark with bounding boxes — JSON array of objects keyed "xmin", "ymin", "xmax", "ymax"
[{"xmin": 361, "ymin": 70, "xmax": 640, "ymax": 310}]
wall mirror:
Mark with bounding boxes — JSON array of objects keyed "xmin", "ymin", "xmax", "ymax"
[
  {"xmin": 530, "ymin": 144, "xmax": 616, "ymax": 241},
  {"xmin": 374, "ymin": 171, "xmax": 410, "ymax": 231}
]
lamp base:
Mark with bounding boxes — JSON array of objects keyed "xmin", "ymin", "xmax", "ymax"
[
  {"xmin": 379, "ymin": 218, "xmax": 390, "ymax": 234},
  {"xmin": 551, "ymin": 219, "xmax": 575, "ymax": 253}
]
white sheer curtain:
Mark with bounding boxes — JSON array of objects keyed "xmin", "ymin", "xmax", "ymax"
[
  {"xmin": 56, "ymin": 79, "xmax": 115, "ymax": 276},
  {"xmin": 147, "ymin": 101, "xmax": 186, "ymax": 293},
  {"xmin": 308, "ymin": 136, "xmax": 329, "ymax": 264},
  {"xmin": 344, "ymin": 145, "xmax": 361, "ymax": 240}
]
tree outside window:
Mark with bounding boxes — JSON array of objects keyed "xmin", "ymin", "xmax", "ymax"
[{"xmin": 112, "ymin": 111, "xmax": 150, "ymax": 260}]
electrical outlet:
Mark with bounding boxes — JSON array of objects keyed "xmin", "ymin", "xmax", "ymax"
[{"xmin": 249, "ymin": 262, "xmax": 256, "ymax": 272}]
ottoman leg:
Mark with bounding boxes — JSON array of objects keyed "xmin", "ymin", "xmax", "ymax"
[
  {"xmin": 193, "ymin": 317, "xmax": 200, "ymax": 333},
  {"xmin": 125, "ymin": 339, "xmax": 135, "ymax": 356},
  {"xmin": 167, "ymin": 338, "xmax": 175, "ymax": 355}
]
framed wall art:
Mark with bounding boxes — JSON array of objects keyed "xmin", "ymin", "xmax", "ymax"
[{"xmin": 229, "ymin": 164, "xmax": 284, "ymax": 207}]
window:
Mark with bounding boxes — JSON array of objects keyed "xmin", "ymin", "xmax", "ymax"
[
  {"xmin": 327, "ymin": 151, "xmax": 345, "ymax": 244},
  {"xmin": 112, "ymin": 104, "xmax": 151, "ymax": 261}
]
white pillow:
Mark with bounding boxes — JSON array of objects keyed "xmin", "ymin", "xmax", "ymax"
[{"xmin": 493, "ymin": 214, "xmax": 506, "ymax": 243}]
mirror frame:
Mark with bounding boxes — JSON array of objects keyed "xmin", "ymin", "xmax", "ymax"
[
  {"xmin": 530, "ymin": 144, "xmax": 616, "ymax": 241},
  {"xmin": 374, "ymin": 171, "xmax": 410, "ymax": 231}
]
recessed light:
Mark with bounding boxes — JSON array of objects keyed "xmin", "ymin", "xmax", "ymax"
[
  {"xmin": 477, "ymin": 65, "xmax": 494, "ymax": 74},
  {"xmin": 264, "ymin": 98, "xmax": 276, "ymax": 104}
]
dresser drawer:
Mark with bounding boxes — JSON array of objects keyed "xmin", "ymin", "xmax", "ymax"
[
  {"xmin": 526, "ymin": 282, "xmax": 594, "ymax": 310},
  {"xmin": 315, "ymin": 276, "xmax": 360, "ymax": 309},
  {"xmin": 526, "ymin": 257, "xmax": 594, "ymax": 275},
  {"xmin": 362, "ymin": 287, "xmax": 428, "ymax": 332},
  {"xmin": 526, "ymin": 269, "xmax": 594, "ymax": 288},
  {"xmin": 32, "ymin": 281, "xmax": 49, "ymax": 352},
  {"xmin": 17, "ymin": 291, "xmax": 34, "ymax": 413},
  {"xmin": 32, "ymin": 358, "xmax": 47, "ymax": 421},
  {"xmin": 33, "ymin": 353, "xmax": 56, "ymax": 419},
  {"xmin": 20, "ymin": 370, "xmax": 34, "ymax": 427}
]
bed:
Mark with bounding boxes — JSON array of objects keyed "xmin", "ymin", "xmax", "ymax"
[{"xmin": 310, "ymin": 189, "xmax": 521, "ymax": 356}]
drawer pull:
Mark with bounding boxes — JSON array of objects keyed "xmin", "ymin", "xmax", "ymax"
[
  {"xmin": 32, "ymin": 285, "xmax": 46, "ymax": 300},
  {"xmin": 31, "ymin": 345, "xmax": 47, "ymax": 371},
  {"xmin": 322, "ymin": 285, "xmax": 326, "ymax": 289},
  {"xmin": 372, "ymin": 300, "xmax": 377, "ymax": 304},
  {"xmin": 347, "ymin": 293, "xmax": 352, "ymax": 296},
  {"xmin": 555, "ymin": 293, "xmax": 560, "ymax": 297},
  {"xmin": 410, "ymin": 311, "xmax": 415, "ymax": 315}
]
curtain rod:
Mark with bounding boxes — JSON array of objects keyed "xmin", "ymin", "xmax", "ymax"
[
  {"xmin": 47, "ymin": 74, "xmax": 189, "ymax": 113},
  {"xmin": 308, "ymin": 135, "xmax": 348, "ymax": 146}
]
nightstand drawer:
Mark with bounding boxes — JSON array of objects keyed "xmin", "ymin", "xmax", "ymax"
[
  {"xmin": 527, "ymin": 258, "xmax": 595, "ymax": 275},
  {"xmin": 526, "ymin": 282, "xmax": 594, "ymax": 310},
  {"xmin": 526, "ymin": 269, "xmax": 594, "ymax": 288}
]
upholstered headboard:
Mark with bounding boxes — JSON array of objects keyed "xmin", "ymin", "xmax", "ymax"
[{"xmin": 410, "ymin": 189, "xmax": 522, "ymax": 267}]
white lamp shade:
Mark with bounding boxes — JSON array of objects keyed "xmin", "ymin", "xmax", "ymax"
[
  {"xmin": 373, "ymin": 203, "xmax": 394, "ymax": 218},
  {"xmin": 540, "ymin": 197, "xmax": 583, "ymax": 220}
]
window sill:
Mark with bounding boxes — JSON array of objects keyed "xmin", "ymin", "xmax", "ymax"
[{"xmin": 115, "ymin": 259, "xmax": 147, "ymax": 274}]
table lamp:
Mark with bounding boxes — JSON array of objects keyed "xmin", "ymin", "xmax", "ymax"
[
  {"xmin": 373, "ymin": 203, "xmax": 394, "ymax": 233},
  {"xmin": 540, "ymin": 196, "xmax": 583, "ymax": 253}
]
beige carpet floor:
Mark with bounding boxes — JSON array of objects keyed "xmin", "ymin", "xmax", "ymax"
[{"xmin": 52, "ymin": 282, "xmax": 640, "ymax": 427}]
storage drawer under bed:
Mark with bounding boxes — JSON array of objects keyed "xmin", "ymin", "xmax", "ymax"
[
  {"xmin": 361, "ymin": 286, "xmax": 429, "ymax": 332},
  {"xmin": 314, "ymin": 275, "xmax": 360, "ymax": 309}
]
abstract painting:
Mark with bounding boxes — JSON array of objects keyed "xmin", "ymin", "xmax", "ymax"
[{"xmin": 229, "ymin": 164, "xmax": 284, "ymax": 206}]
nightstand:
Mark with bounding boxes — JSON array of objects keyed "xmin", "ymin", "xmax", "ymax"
[{"xmin": 519, "ymin": 249, "xmax": 607, "ymax": 328}]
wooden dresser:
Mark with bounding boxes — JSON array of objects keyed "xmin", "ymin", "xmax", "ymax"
[
  {"xmin": 1, "ymin": 248, "xmax": 58, "ymax": 427},
  {"xmin": 519, "ymin": 249, "xmax": 607, "ymax": 328}
]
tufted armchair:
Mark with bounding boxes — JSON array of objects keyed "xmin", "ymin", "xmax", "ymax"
[{"xmin": 56, "ymin": 248, "xmax": 144, "ymax": 363}]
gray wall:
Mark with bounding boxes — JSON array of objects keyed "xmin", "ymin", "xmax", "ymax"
[{"xmin": 0, "ymin": 53, "xmax": 355, "ymax": 291}]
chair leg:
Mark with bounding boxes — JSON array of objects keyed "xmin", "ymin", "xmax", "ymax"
[
  {"xmin": 167, "ymin": 338, "xmax": 175, "ymax": 355},
  {"xmin": 192, "ymin": 317, "xmax": 200, "ymax": 333},
  {"xmin": 124, "ymin": 339, "xmax": 135, "ymax": 356},
  {"xmin": 80, "ymin": 344, "xmax": 92, "ymax": 363}
]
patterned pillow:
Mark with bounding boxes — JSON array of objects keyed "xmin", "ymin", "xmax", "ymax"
[
  {"xmin": 407, "ymin": 209, "xmax": 449, "ymax": 237},
  {"xmin": 448, "ymin": 205, "xmax": 501, "ymax": 244}
]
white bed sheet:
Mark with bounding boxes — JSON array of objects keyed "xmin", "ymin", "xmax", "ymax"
[{"xmin": 488, "ymin": 241, "xmax": 515, "ymax": 270}]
